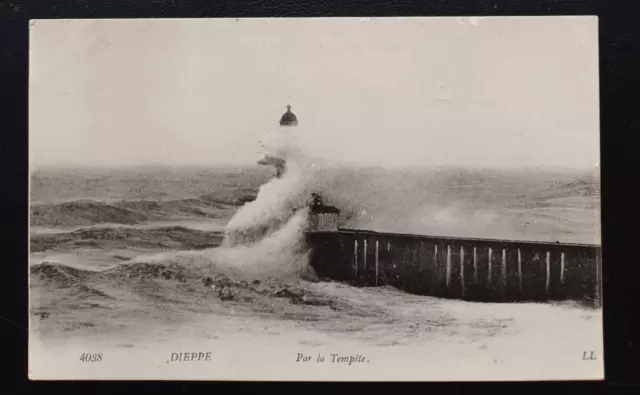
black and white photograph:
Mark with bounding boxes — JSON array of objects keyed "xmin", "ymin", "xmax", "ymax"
[{"xmin": 28, "ymin": 16, "xmax": 602, "ymax": 381}]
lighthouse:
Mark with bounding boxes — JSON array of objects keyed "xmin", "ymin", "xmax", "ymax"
[
  {"xmin": 279, "ymin": 104, "xmax": 298, "ymax": 126},
  {"xmin": 257, "ymin": 105, "xmax": 298, "ymax": 178}
]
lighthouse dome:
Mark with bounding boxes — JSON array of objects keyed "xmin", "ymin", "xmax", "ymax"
[{"xmin": 279, "ymin": 105, "xmax": 298, "ymax": 126}]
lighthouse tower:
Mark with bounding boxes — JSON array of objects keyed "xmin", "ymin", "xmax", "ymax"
[{"xmin": 257, "ymin": 105, "xmax": 298, "ymax": 178}]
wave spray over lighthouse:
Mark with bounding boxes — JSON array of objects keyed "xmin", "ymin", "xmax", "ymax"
[{"xmin": 257, "ymin": 105, "xmax": 298, "ymax": 178}]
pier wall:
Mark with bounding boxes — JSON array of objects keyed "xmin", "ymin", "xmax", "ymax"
[{"xmin": 306, "ymin": 230, "xmax": 602, "ymax": 306}]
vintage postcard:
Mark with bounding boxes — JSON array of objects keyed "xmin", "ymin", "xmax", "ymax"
[{"xmin": 28, "ymin": 16, "xmax": 602, "ymax": 381}]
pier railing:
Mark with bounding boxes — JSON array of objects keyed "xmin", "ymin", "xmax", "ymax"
[{"xmin": 306, "ymin": 229, "xmax": 602, "ymax": 306}]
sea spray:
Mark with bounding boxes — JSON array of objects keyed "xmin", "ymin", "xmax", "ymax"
[
  {"xmin": 212, "ymin": 208, "xmax": 312, "ymax": 282},
  {"xmin": 223, "ymin": 160, "xmax": 312, "ymax": 247},
  {"xmin": 128, "ymin": 208, "xmax": 311, "ymax": 283},
  {"xmin": 222, "ymin": 124, "xmax": 329, "ymax": 248},
  {"xmin": 124, "ymin": 126, "xmax": 326, "ymax": 283},
  {"xmin": 215, "ymin": 124, "xmax": 337, "ymax": 281},
  {"xmin": 214, "ymin": 121, "xmax": 570, "ymax": 282},
  {"xmin": 222, "ymin": 123, "xmax": 510, "ymax": 253}
]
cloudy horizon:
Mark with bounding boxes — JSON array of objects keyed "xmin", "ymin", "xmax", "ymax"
[{"xmin": 29, "ymin": 17, "xmax": 599, "ymax": 170}]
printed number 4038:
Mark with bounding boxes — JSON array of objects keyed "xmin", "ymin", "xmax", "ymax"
[{"xmin": 80, "ymin": 353, "xmax": 103, "ymax": 362}]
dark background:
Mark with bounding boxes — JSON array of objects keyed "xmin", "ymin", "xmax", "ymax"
[{"xmin": 1, "ymin": 0, "xmax": 639, "ymax": 393}]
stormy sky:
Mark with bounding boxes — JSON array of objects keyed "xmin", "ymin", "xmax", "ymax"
[{"xmin": 29, "ymin": 17, "xmax": 599, "ymax": 169}]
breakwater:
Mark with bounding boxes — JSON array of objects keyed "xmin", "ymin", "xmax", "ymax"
[{"xmin": 307, "ymin": 228, "xmax": 601, "ymax": 306}]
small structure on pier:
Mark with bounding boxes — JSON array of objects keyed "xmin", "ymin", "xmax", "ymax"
[{"xmin": 308, "ymin": 193, "xmax": 340, "ymax": 232}]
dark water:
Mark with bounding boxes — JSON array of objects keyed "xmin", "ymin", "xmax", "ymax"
[
  {"xmin": 30, "ymin": 165, "xmax": 273, "ymax": 204},
  {"xmin": 29, "ymin": 165, "xmax": 603, "ymax": 371},
  {"xmin": 29, "ymin": 166, "xmax": 274, "ymax": 270},
  {"xmin": 29, "ymin": 165, "xmax": 600, "ymax": 273}
]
